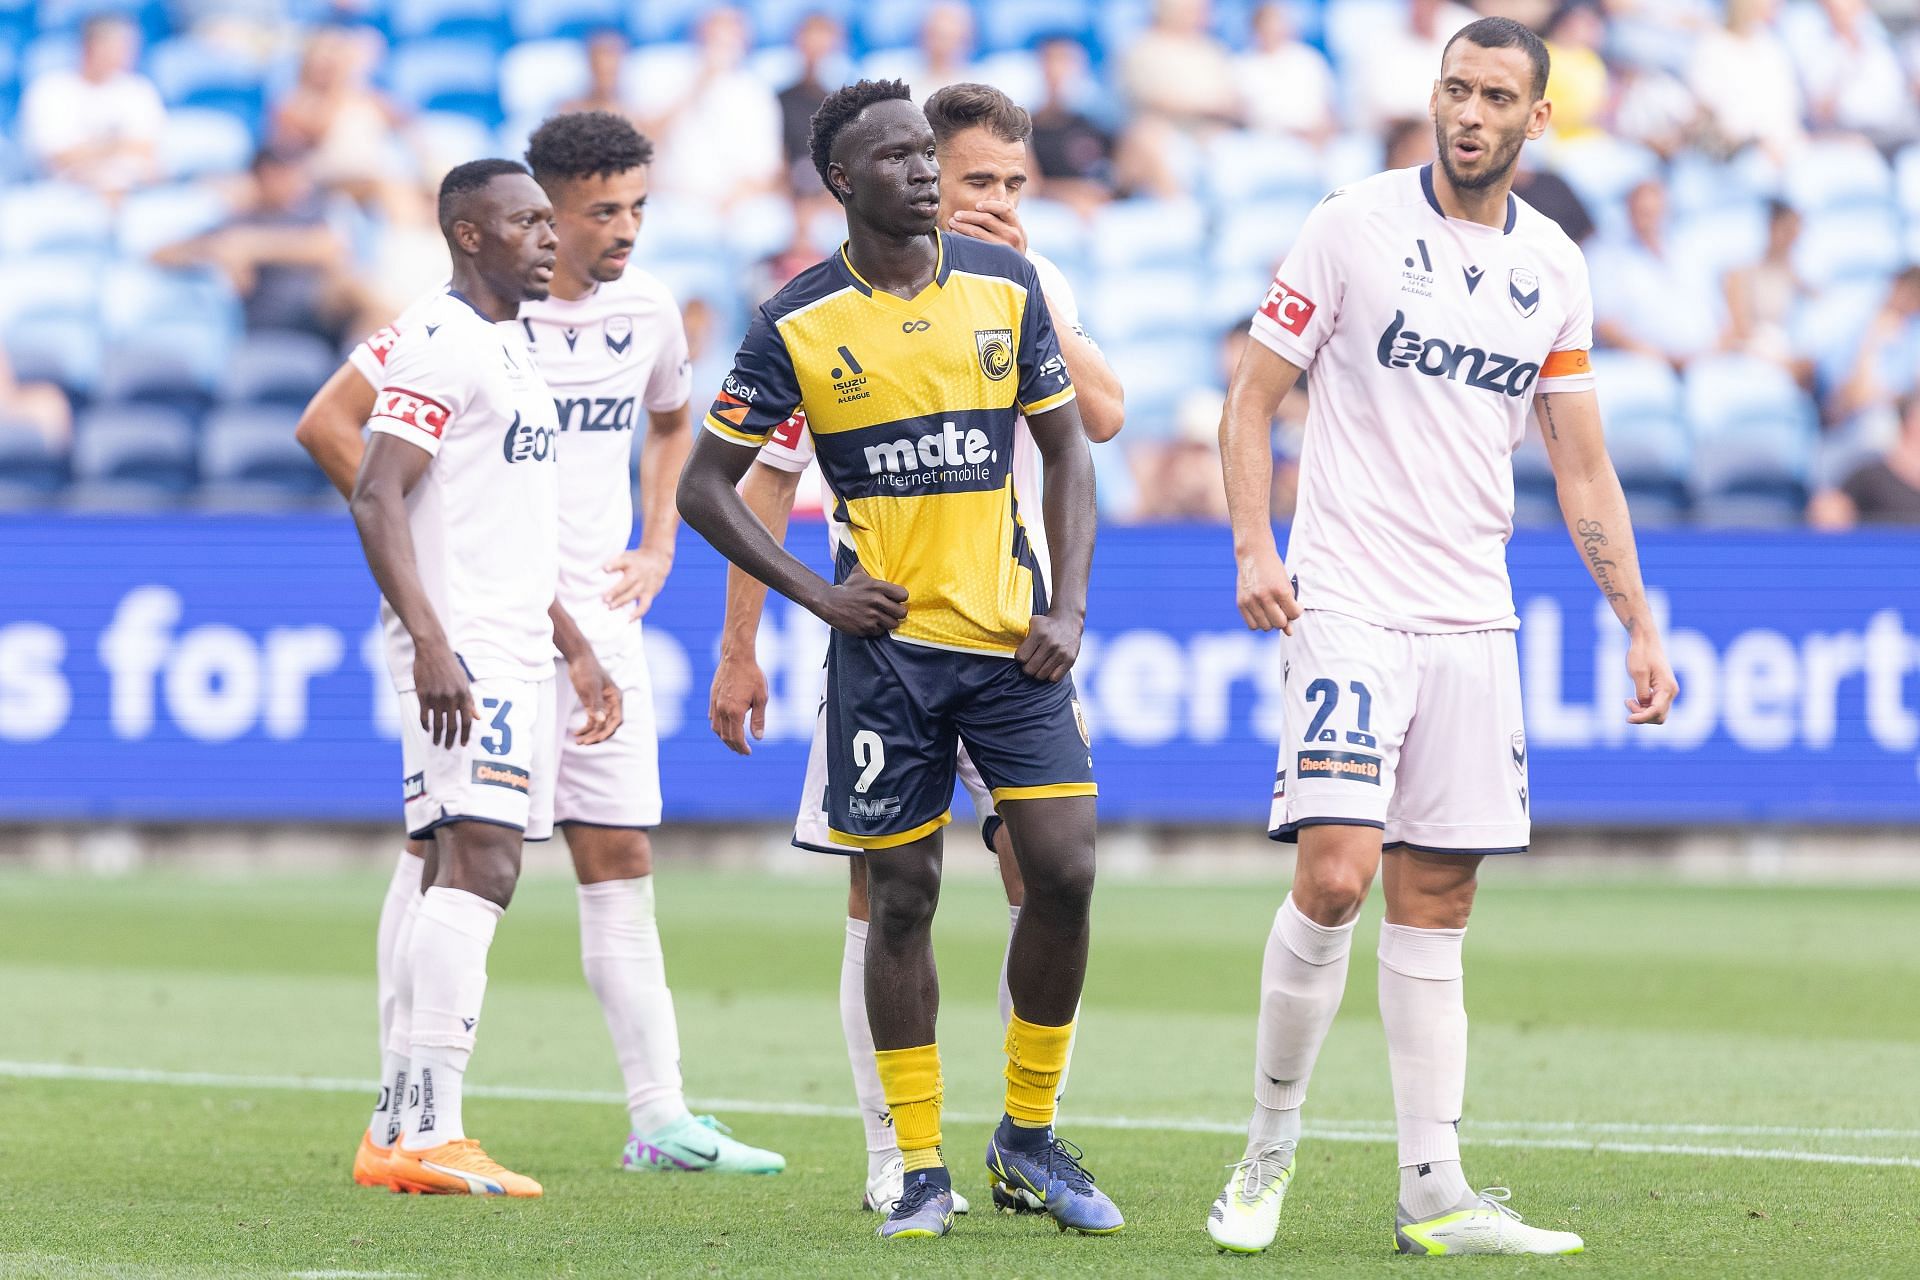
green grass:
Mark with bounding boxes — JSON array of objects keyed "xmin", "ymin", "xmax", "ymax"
[{"xmin": 0, "ymin": 862, "xmax": 1917, "ymax": 1277}]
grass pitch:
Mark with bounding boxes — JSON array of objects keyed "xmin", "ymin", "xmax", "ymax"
[{"xmin": 0, "ymin": 857, "xmax": 1916, "ymax": 1278}]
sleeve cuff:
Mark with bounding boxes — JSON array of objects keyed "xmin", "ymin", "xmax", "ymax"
[
  {"xmin": 367, "ymin": 417, "xmax": 442, "ymax": 456},
  {"xmin": 1248, "ymin": 315, "xmax": 1314, "ymax": 367},
  {"xmin": 703, "ymin": 416, "xmax": 768, "ymax": 447},
  {"xmin": 1020, "ymin": 386, "xmax": 1077, "ymax": 417}
]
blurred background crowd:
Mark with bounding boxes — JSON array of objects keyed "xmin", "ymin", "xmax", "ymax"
[{"xmin": 3, "ymin": 0, "xmax": 1920, "ymax": 526}]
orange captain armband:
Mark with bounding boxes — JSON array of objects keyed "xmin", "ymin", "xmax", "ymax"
[{"xmin": 1540, "ymin": 349, "xmax": 1591, "ymax": 379}]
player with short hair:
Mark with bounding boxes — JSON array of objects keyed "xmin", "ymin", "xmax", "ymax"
[
  {"xmin": 1205, "ymin": 17, "xmax": 1677, "ymax": 1256},
  {"xmin": 705, "ymin": 79, "xmax": 1123, "ymax": 1216},
  {"xmin": 306, "ymin": 115, "xmax": 782, "ymax": 1191},
  {"xmin": 679, "ymin": 80, "xmax": 1122, "ymax": 1241},
  {"xmin": 346, "ymin": 157, "xmax": 591, "ymax": 1197}
]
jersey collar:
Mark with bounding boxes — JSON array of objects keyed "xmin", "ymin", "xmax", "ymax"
[
  {"xmin": 836, "ymin": 229, "xmax": 952, "ymax": 312},
  {"xmin": 1420, "ymin": 164, "xmax": 1517, "ymax": 235},
  {"xmin": 445, "ymin": 288, "xmax": 500, "ymax": 321}
]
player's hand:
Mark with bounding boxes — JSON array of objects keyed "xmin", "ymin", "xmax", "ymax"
[
  {"xmin": 1236, "ymin": 543, "xmax": 1302, "ymax": 634},
  {"xmin": 816, "ymin": 566, "xmax": 908, "ymax": 637},
  {"xmin": 709, "ymin": 652, "xmax": 769, "ymax": 755},
  {"xmin": 413, "ymin": 638, "xmax": 477, "ymax": 749},
  {"xmin": 603, "ymin": 545, "xmax": 673, "ymax": 618},
  {"xmin": 1017, "ymin": 612, "xmax": 1081, "ymax": 682},
  {"xmin": 1624, "ymin": 627, "xmax": 1678, "ymax": 725},
  {"xmin": 947, "ymin": 199, "xmax": 1027, "ymax": 254},
  {"xmin": 567, "ymin": 653, "xmax": 625, "ymax": 745}
]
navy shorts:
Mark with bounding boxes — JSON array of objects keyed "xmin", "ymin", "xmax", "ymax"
[{"xmin": 823, "ymin": 633, "xmax": 1097, "ymax": 850}]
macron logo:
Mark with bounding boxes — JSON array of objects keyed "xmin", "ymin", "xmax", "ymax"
[{"xmin": 863, "ymin": 421, "xmax": 992, "ymax": 474}]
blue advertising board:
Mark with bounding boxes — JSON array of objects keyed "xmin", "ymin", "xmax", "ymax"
[{"xmin": 1, "ymin": 516, "xmax": 1916, "ymax": 825}]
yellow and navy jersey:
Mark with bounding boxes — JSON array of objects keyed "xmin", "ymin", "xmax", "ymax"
[{"xmin": 704, "ymin": 230, "xmax": 1076, "ymax": 656}]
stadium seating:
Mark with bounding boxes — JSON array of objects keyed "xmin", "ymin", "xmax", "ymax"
[
  {"xmin": 499, "ymin": 38, "xmax": 588, "ymax": 120},
  {"xmin": 200, "ymin": 405, "xmax": 329, "ymax": 499},
  {"xmin": 508, "ymin": 0, "xmax": 623, "ymax": 42},
  {"xmin": 1683, "ymin": 355, "xmax": 1818, "ymax": 524},
  {"xmin": 1785, "ymin": 139, "xmax": 1894, "ymax": 216},
  {"xmin": 0, "ymin": 422, "xmax": 69, "ymax": 502},
  {"xmin": 158, "ymin": 108, "xmax": 256, "ymax": 180},
  {"xmin": 221, "ymin": 330, "xmax": 338, "ymax": 408},
  {"xmin": 386, "ymin": 37, "xmax": 503, "ymax": 124},
  {"xmin": 0, "ymin": 182, "xmax": 112, "ymax": 256},
  {"xmin": 71, "ymin": 404, "xmax": 198, "ymax": 497},
  {"xmin": 1089, "ymin": 198, "xmax": 1206, "ymax": 271},
  {"xmin": 389, "ymin": 0, "xmax": 510, "ymax": 45},
  {"xmin": 115, "ymin": 182, "xmax": 231, "ymax": 258},
  {"xmin": 1593, "ymin": 352, "xmax": 1692, "ymax": 524},
  {"xmin": 147, "ymin": 36, "xmax": 268, "ymax": 120}
]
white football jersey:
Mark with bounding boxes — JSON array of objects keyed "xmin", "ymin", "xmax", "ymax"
[
  {"xmin": 1249, "ymin": 165, "xmax": 1596, "ymax": 634},
  {"xmin": 757, "ymin": 248, "xmax": 1088, "ymax": 591},
  {"xmin": 353, "ymin": 273, "xmax": 692, "ymax": 659},
  {"xmin": 364, "ymin": 289, "xmax": 560, "ymax": 690},
  {"xmin": 516, "ymin": 271, "xmax": 692, "ymax": 655}
]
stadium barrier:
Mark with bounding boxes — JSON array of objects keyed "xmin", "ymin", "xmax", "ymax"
[{"xmin": 1, "ymin": 517, "xmax": 1916, "ymax": 825}]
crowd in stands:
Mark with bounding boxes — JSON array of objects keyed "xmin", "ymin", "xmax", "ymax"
[{"xmin": 3, "ymin": 0, "xmax": 1920, "ymax": 526}]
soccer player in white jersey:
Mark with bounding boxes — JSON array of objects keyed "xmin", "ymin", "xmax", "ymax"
[
  {"xmin": 1205, "ymin": 19, "xmax": 1677, "ymax": 1256},
  {"xmin": 302, "ymin": 115, "xmax": 782, "ymax": 1185},
  {"xmin": 704, "ymin": 83, "xmax": 1123, "ymax": 1214},
  {"xmin": 346, "ymin": 158, "xmax": 601, "ymax": 1197}
]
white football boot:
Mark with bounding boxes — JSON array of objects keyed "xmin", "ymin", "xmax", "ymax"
[
  {"xmin": 862, "ymin": 1152, "xmax": 969, "ymax": 1214},
  {"xmin": 1395, "ymin": 1187, "xmax": 1585, "ymax": 1256},
  {"xmin": 1205, "ymin": 1142, "xmax": 1295, "ymax": 1253}
]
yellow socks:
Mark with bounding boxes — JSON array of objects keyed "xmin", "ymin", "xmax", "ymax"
[
  {"xmin": 1004, "ymin": 1014, "xmax": 1074, "ymax": 1128},
  {"xmin": 874, "ymin": 1043, "xmax": 943, "ymax": 1170}
]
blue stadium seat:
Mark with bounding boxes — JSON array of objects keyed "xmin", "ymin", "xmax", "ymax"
[
  {"xmin": 21, "ymin": 33, "xmax": 79, "ymax": 81},
  {"xmin": 627, "ymin": 0, "xmax": 708, "ymax": 43},
  {"xmin": 3, "ymin": 315, "xmax": 104, "ymax": 402},
  {"xmin": 1202, "ymin": 131, "xmax": 1326, "ymax": 208},
  {"xmin": 1014, "ymin": 198, "xmax": 1087, "ymax": 274},
  {"xmin": 389, "ymin": 0, "xmax": 508, "ymax": 44},
  {"xmin": 747, "ymin": 0, "xmax": 854, "ymax": 44},
  {"xmin": 499, "ymin": 39, "xmax": 588, "ymax": 120},
  {"xmin": 1101, "ymin": 337, "xmax": 1214, "ymax": 438},
  {"xmin": 0, "ymin": 251, "xmax": 107, "ymax": 326},
  {"xmin": 1785, "ymin": 139, "xmax": 1893, "ymax": 215},
  {"xmin": 1793, "ymin": 280, "xmax": 1885, "ymax": 393},
  {"xmin": 386, "ymin": 38, "xmax": 503, "ymax": 125},
  {"xmin": 100, "ymin": 328, "xmax": 228, "ymax": 413},
  {"xmin": 0, "ymin": 422, "xmax": 70, "ymax": 502},
  {"xmin": 147, "ymin": 37, "xmax": 267, "ymax": 121},
  {"xmin": 1551, "ymin": 134, "xmax": 1661, "ymax": 210},
  {"xmin": 1895, "ymin": 143, "xmax": 1920, "ymax": 220},
  {"xmin": 71, "ymin": 404, "xmax": 198, "ymax": 495},
  {"xmin": 1087, "ymin": 268, "xmax": 1211, "ymax": 344},
  {"xmin": 621, "ymin": 42, "xmax": 699, "ymax": 107},
  {"xmin": 852, "ymin": 0, "xmax": 933, "ymax": 54},
  {"xmin": 1090, "ymin": 198, "xmax": 1206, "ymax": 271},
  {"xmin": 201, "ymin": 405, "xmax": 328, "ymax": 495},
  {"xmin": 411, "ymin": 110, "xmax": 498, "ymax": 176},
  {"xmin": 1793, "ymin": 207, "xmax": 1904, "ymax": 287},
  {"xmin": 158, "ymin": 108, "xmax": 256, "ymax": 180},
  {"xmin": 1684, "ymin": 355, "xmax": 1816, "ymax": 524},
  {"xmin": 221, "ymin": 329, "xmax": 338, "ymax": 407},
  {"xmin": 116, "ymin": 182, "xmax": 232, "ymax": 258},
  {"xmin": 509, "ymin": 0, "xmax": 621, "ymax": 40},
  {"xmin": 1593, "ymin": 352, "xmax": 1691, "ymax": 523},
  {"xmin": 0, "ymin": 182, "xmax": 112, "ymax": 256},
  {"xmin": 723, "ymin": 194, "xmax": 796, "ymax": 262},
  {"xmin": 102, "ymin": 264, "xmax": 241, "ymax": 339},
  {"xmin": 1667, "ymin": 202, "xmax": 1768, "ymax": 283},
  {"xmin": 1323, "ymin": 0, "xmax": 1399, "ymax": 81},
  {"xmin": 978, "ymin": 0, "xmax": 1092, "ymax": 53},
  {"xmin": 1211, "ymin": 198, "xmax": 1318, "ymax": 276}
]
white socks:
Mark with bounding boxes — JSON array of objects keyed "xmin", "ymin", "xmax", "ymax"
[
  {"xmin": 368, "ymin": 851, "xmax": 423, "ymax": 1148},
  {"xmin": 1379, "ymin": 921, "xmax": 1472, "ymax": 1219},
  {"xmin": 401, "ymin": 886, "xmax": 502, "ymax": 1150},
  {"xmin": 839, "ymin": 917, "xmax": 895, "ymax": 1179},
  {"xmin": 1246, "ymin": 894, "xmax": 1356, "ymax": 1160},
  {"xmin": 578, "ymin": 876, "xmax": 688, "ymax": 1136}
]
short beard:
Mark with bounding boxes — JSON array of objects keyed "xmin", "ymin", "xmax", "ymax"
[{"xmin": 1433, "ymin": 121, "xmax": 1523, "ymax": 192}]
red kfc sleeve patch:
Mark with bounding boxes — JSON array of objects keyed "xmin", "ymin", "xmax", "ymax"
[
  {"xmin": 1258, "ymin": 278, "xmax": 1317, "ymax": 338},
  {"xmin": 365, "ymin": 325, "xmax": 401, "ymax": 366},
  {"xmin": 374, "ymin": 386, "xmax": 451, "ymax": 438},
  {"xmin": 769, "ymin": 410, "xmax": 808, "ymax": 450}
]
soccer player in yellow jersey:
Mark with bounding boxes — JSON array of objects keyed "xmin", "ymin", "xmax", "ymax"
[{"xmin": 678, "ymin": 79, "xmax": 1120, "ymax": 1241}]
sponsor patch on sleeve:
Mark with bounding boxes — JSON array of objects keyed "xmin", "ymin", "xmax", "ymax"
[
  {"xmin": 769, "ymin": 410, "xmax": 807, "ymax": 450},
  {"xmin": 1295, "ymin": 750, "xmax": 1383, "ymax": 785},
  {"xmin": 471, "ymin": 761, "xmax": 531, "ymax": 792},
  {"xmin": 365, "ymin": 325, "xmax": 400, "ymax": 366},
  {"xmin": 1258, "ymin": 278, "xmax": 1317, "ymax": 337},
  {"xmin": 1541, "ymin": 348, "xmax": 1592, "ymax": 379},
  {"xmin": 373, "ymin": 387, "xmax": 451, "ymax": 438}
]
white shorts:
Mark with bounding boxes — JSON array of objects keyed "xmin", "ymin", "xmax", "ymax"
[
  {"xmin": 793, "ymin": 697, "xmax": 1000, "ymax": 856},
  {"xmin": 1268, "ymin": 611, "xmax": 1530, "ymax": 854},
  {"xmin": 401, "ymin": 674, "xmax": 557, "ymax": 841},
  {"xmin": 554, "ymin": 641, "xmax": 661, "ymax": 829}
]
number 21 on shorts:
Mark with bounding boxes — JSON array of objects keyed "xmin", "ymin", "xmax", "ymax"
[{"xmin": 1302, "ymin": 679, "xmax": 1377, "ymax": 749}]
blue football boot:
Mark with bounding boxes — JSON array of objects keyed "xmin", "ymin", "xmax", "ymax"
[{"xmin": 985, "ymin": 1123, "xmax": 1124, "ymax": 1234}]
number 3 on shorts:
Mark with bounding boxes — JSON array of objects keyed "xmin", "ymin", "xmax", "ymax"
[{"xmin": 852, "ymin": 730, "xmax": 885, "ymax": 794}]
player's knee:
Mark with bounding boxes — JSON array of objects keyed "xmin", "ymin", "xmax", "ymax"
[
  {"xmin": 866, "ymin": 855, "xmax": 940, "ymax": 938},
  {"xmin": 439, "ymin": 826, "xmax": 523, "ymax": 908},
  {"xmin": 1020, "ymin": 844, "xmax": 1096, "ymax": 917},
  {"xmin": 1292, "ymin": 862, "xmax": 1373, "ymax": 925}
]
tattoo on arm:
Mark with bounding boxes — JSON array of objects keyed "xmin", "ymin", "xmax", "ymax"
[
  {"xmin": 1576, "ymin": 519, "xmax": 1627, "ymax": 604},
  {"xmin": 1542, "ymin": 396, "xmax": 1559, "ymax": 441}
]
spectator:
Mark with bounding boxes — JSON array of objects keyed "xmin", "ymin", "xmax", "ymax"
[
  {"xmin": 1134, "ymin": 389, "xmax": 1230, "ymax": 521},
  {"xmin": 1351, "ymin": 0, "xmax": 1476, "ymax": 133},
  {"xmin": 777, "ymin": 14, "xmax": 844, "ymax": 191},
  {"xmin": 559, "ymin": 30, "xmax": 639, "ymax": 122},
  {"xmin": 20, "ymin": 15, "xmax": 164, "ymax": 195},
  {"xmin": 0, "ymin": 346, "xmax": 73, "ymax": 449},
  {"xmin": 271, "ymin": 27, "xmax": 407, "ymax": 206},
  {"xmin": 1235, "ymin": 3, "xmax": 1334, "ymax": 144},
  {"xmin": 636, "ymin": 7, "xmax": 782, "ymax": 209},
  {"xmin": 1543, "ymin": 3, "xmax": 1609, "ymax": 141},
  {"xmin": 151, "ymin": 148, "xmax": 375, "ymax": 343},
  {"xmin": 1610, "ymin": 59, "xmax": 1701, "ymax": 161},
  {"xmin": 1383, "ymin": 118, "xmax": 1436, "ymax": 171},
  {"xmin": 1591, "ymin": 178, "xmax": 1723, "ymax": 368},
  {"xmin": 1808, "ymin": 394, "xmax": 1920, "ymax": 527},
  {"xmin": 1830, "ymin": 266, "xmax": 1920, "ymax": 423},
  {"xmin": 866, "ymin": 2, "xmax": 977, "ymax": 103},
  {"xmin": 1793, "ymin": 0, "xmax": 1915, "ymax": 145},
  {"xmin": 1512, "ymin": 163, "xmax": 1595, "ymax": 245},
  {"xmin": 1121, "ymin": 0, "xmax": 1238, "ymax": 132},
  {"xmin": 1029, "ymin": 36, "xmax": 1114, "ymax": 214},
  {"xmin": 1721, "ymin": 200, "xmax": 1809, "ymax": 375},
  {"xmin": 1687, "ymin": 0, "xmax": 1804, "ymax": 161}
]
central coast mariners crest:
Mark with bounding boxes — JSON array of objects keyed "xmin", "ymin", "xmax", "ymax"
[{"xmin": 975, "ymin": 328, "xmax": 1014, "ymax": 381}]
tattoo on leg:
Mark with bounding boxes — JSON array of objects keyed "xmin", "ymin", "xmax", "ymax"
[{"xmin": 1575, "ymin": 519, "xmax": 1627, "ymax": 604}]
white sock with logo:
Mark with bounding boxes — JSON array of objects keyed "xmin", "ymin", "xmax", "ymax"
[
  {"xmin": 999, "ymin": 903, "xmax": 1077, "ymax": 1108},
  {"xmin": 1247, "ymin": 894, "xmax": 1356, "ymax": 1160},
  {"xmin": 840, "ymin": 916, "xmax": 896, "ymax": 1180},
  {"xmin": 402, "ymin": 887, "xmax": 502, "ymax": 1151},
  {"xmin": 368, "ymin": 857, "xmax": 423, "ymax": 1148},
  {"xmin": 1379, "ymin": 921, "xmax": 1473, "ymax": 1219},
  {"xmin": 578, "ymin": 876, "xmax": 688, "ymax": 1136}
]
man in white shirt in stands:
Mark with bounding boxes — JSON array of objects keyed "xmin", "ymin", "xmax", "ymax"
[
  {"xmin": 1206, "ymin": 18, "xmax": 1677, "ymax": 1257},
  {"xmin": 21, "ymin": 14, "xmax": 165, "ymax": 194}
]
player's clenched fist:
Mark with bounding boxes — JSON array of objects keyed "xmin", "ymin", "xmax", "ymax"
[
  {"xmin": 1235, "ymin": 544, "xmax": 1302, "ymax": 634},
  {"xmin": 1624, "ymin": 630, "xmax": 1679, "ymax": 726},
  {"xmin": 816, "ymin": 565, "xmax": 908, "ymax": 636},
  {"xmin": 413, "ymin": 637, "xmax": 478, "ymax": 748},
  {"xmin": 1017, "ymin": 613, "xmax": 1081, "ymax": 682}
]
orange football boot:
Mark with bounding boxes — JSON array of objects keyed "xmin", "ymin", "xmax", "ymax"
[
  {"xmin": 352, "ymin": 1131, "xmax": 398, "ymax": 1189},
  {"xmin": 388, "ymin": 1138, "xmax": 543, "ymax": 1197}
]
